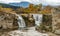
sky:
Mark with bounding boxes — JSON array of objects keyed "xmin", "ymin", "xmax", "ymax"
[{"xmin": 0, "ymin": 0, "xmax": 60, "ymax": 6}]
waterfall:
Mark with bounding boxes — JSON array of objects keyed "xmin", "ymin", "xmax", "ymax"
[
  {"xmin": 33, "ymin": 14, "xmax": 43, "ymax": 26},
  {"xmin": 15, "ymin": 14, "xmax": 26, "ymax": 30}
]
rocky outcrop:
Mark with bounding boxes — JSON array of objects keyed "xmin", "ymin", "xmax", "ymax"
[
  {"xmin": 52, "ymin": 13, "xmax": 60, "ymax": 34},
  {"xmin": 36, "ymin": 15, "xmax": 52, "ymax": 32},
  {"xmin": 0, "ymin": 12, "xmax": 18, "ymax": 30},
  {"xmin": 22, "ymin": 14, "xmax": 35, "ymax": 27}
]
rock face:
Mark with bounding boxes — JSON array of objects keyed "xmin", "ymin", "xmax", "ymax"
[
  {"xmin": 36, "ymin": 15, "xmax": 52, "ymax": 32},
  {"xmin": 22, "ymin": 14, "xmax": 35, "ymax": 27},
  {"xmin": 0, "ymin": 13, "xmax": 35, "ymax": 30},
  {"xmin": 43, "ymin": 15, "xmax": 52, "ymax": 32},
  {"xmin": 0, "ymin": 12, "xmax": 18, "ymax": 29},
  {"xmin": 52, "ymin": 13, "xmax": 60, "ymax": 34}
]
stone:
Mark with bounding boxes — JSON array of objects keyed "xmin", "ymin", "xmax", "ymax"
[
  {"xmin": 52, "ymin": 13, "xmax": 60, "ymax": 34},
  {"xmin": 36, "ymin": 15, "xmax": 52, "ymax": 32},
  {"xmin": 2, "ymin": 23, "xmax": 8, "ymax": 29},
  {"xmin": 22, "ymin": 15, "xmax": 35, "ymax": 27},
  {"xmin": 55, "ymin": 29, "xmax": 60, "ymax": 35},
  {"xmin": 0, "ymin": 12, "xmax": 16, "ymax": 30},
  {"xmin": 7, "ymin": 23, "xmax": 13, "ymax": 29}
]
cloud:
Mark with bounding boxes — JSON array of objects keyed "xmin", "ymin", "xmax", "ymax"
[
  {"xmin": 42, "ymin": 0, "xmax": 60, "ymax": 6},
  {"xmin": 0, "ymin": 0, "xmax": 21, "ymax": 3},
  {"xmin": 0, "ymin": 0, "xmax": 60, "ymax": 6},
  {"xmin": 0, "ymin": 0, "xmax": 41, "ymax": 4}
]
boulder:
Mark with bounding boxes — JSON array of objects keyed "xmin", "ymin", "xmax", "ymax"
[
  {"xmin": 0, "ymin": 12, "xmax": 17, "ymax": 30},
  {"xmin": 36, "ymin": 15, "xmax": 52, "ymax": 32},
  {"xmin": 52, "ymin": 13, "xmax": 60, "ymax": 34},
  {"xmin": 2, "ymin": 23, "xmax": 8, "ymax": 29},
  {"xmin": 55, "ymin": 29, "xmax": 60, "ymax": 35}
]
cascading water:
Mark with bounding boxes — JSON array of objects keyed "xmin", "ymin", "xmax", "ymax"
[
  {"xmin": 15, "ymin": 14, "xmax": 26, "ymax": 30},
  {"xmin": 33, "ymin": 14, "xmax": 43, "ymax": 26},
  {"xmin": 15, "ymin": 14, "xmax": 42, "ymax": 30}
]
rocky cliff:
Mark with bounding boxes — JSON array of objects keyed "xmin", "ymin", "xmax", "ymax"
[
  {"xmin": 0, "ymin": 12, "xmax": 18, "ymax": 30},
  {"xmin": 52, "ymin": 13, "xmax": 60, "ymax": 34}
]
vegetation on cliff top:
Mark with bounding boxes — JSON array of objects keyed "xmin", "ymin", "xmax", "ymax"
[{"xmin": 0, "ymin": 3, "xmax": 59, "ymax": 14}]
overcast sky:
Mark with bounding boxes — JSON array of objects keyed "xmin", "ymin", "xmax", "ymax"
[{"xmin": 0, "ymin": 0, "xmax": 60, "ymax": 6}]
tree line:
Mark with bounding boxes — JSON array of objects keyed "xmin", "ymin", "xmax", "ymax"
[{"xmin": 0, "ymin": 4, "xmax": 53, "ymax": 14}]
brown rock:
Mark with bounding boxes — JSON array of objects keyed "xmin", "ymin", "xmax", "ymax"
[
  {"xmin": 0, "ymin": 12, "xmax": 16, "ymax": 29},
  {"xmin": 55, "ymin": 29, "xmax": 60, "ymax": 35}
]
